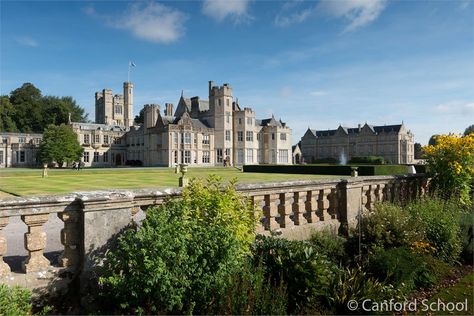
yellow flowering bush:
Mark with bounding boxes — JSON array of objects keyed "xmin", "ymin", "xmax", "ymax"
[{"xmin": 423, "ymin": 134, "xmax": 474, "ymax": 204}]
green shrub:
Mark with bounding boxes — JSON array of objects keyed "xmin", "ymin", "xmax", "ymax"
[
  {"xmin": 328, "ymin": 266, "xmax": 403, "ymax": 314},
  {"xmin": 407, "ymin": 197, "xmax": 463, "ymax": 263},
  {"xmin": 309, "ymin": 230, "xmax": 347, "ymax": 264},
  {"xmin": 243, "ymin": 164, "xmax": 408, "ymax": 176},
  {"xmin": 368, "ymin": 247, "xmax": 451, "ymax": 294},
  {"xmin": 251, "ymin": 235, "xmax": 336, "ymax": 313},
  {"xmin": 349, "ymin": 156, "xmax": 386, "ymax": 164},
  {"xmin": 98, "ymin": 177, "xmax": 256, "ymax": 314},
  {"xmin": 459, "ymin": 211, "xmax": 474, "ymax": 264},
  {"xmin": 0, "ymin": 284, "xmax": 32, "ymax": 316},
  {"xmin": 348, "ymin": 203, "xmax": 424, "ymax": 256},
  {"xmin": 219, "ymin": 261, "xmax": 287, "ymax": 315}
]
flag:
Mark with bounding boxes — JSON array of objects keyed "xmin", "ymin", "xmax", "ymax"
[{"xmin": 129, "ymin": 61, "xmax": 136, "ymax": 67}]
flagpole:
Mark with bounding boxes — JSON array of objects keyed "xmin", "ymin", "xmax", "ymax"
[{"xmin": 128, "ymin": 61, "xmax": 130, "ymax": 83}]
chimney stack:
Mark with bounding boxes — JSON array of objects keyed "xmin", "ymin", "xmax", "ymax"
[
  {"xmin": 208, "ymin": 80, "xmax": 213, "ymax": 97},
  {"xmin": 164, "ymin": 103, "xmax": 174, "ymax": 116}
]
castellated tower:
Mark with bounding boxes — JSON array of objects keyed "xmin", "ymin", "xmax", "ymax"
[
  {"xmin": 143, "ymin": 104, "xmax": 160, "ymax": 129},
  {"xmin": 208, "ymin": 81, "xmax": 233, "ymax": 164},
  {"xmin": 94, "ymin": 82, "xmax": 133, "ymax": 127},
  {"xmin": 124, "ymin": 82, "xmax": 134, "ymax": 127}
]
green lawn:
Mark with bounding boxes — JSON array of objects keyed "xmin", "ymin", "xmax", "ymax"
[
  {"xmin": 422, "ymin": 272, "xmax": 474, "ymax": 315},
  {"xmin": 0, "ymin": 167, "xmax": 342, "ymax": 197}
]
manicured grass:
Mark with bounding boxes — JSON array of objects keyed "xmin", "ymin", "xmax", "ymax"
[
  {"xmin": 424, "ymin": 272, "xmax": 474, "ymax": 315},
  {"xmin": 0, "ymin": 167, "xmax": 343, "ymax": 197}
]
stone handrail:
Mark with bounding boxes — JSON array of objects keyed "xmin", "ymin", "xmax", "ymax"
[{"xmin": 0, "ymin": 174, "xmax": 428, "ymax": 281}]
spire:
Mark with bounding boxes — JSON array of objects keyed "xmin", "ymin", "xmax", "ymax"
[{"xmin": 181, "ymin": 90, "xmax": 184, "ymax": 98}]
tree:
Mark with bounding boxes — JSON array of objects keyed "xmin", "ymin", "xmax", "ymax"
[
  {"xmin": 428, "ymin": 134, "xmax": 439, "ymax": 146},
  {"xmin": 7, "ymin": 82, "xmax": 88, "ymax": 133},
  {"xmin": 0, "ymin": 96, "xmax": 18, "ymax": 132},
  {"xmin": 39, "ymin": 124, "xmax": 83, "ymax": 167},
  {"xmin": 414, "ymin": 142, "xmax": 423, "ymax": 159},
  {"xmin": 134, "ymin": 107, "xmax": 145, "ymax": 125},
  {"xmin": 464, "ymin": 124, "xmax": 474, "ymax": 136}
]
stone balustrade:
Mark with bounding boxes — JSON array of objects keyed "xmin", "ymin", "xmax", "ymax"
[{"xmin": 0, "ymin": 174, "xmax": 428, "ymax": 292}]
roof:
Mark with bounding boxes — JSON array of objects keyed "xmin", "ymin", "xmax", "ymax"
[
  {"xmin": 307, "ymin": 124, "xmax": 403, "ymax": 138},
  {"xmin": 71, "ymin": 122, "xmax": 127, "ymax": 132},
  {"xmin": 259, "ymin": 115, "xmax": 287, "ymax": 127}
]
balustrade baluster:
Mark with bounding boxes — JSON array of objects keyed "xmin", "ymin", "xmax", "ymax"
[
  {"xmin": 361, "ymin": 186, "xmax": 370, "ymax": 211},
  {"xmin": 278, "ymin": 193, "xmax": 293, "ymax": 228},
  {"xmin": 58, "ymin": 211, "xmax": 80, "ymax": 267},
  {"xmin": 377, "ymin": 184, "xmax": 386, "ymax": 203},
  {"xmin": 304, "ymin": 190, "xmax": 318, "ymax": 223},
  {"xmin": 329, "ymin": 188, "xmax": 338, "ymax": 219},
  {"xmin": 21, "ymin": 214, "xmax": 50, "ymax": 273},
  {"xmin": 263, "ymin": 194, "xmax": 279, "ymax": 230},
  {"xmin": 292, "ymin": 191, "xmax": 305, "ymax": 225},
  {"xmin": 317, "ymin": 189, "xmax": 331, "ymax": 220},
  {"xmin": 0, "ymin": 217, "xmax": 10, "ymax": 276}
]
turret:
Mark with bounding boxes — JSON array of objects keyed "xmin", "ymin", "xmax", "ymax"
[{"xmin": 123, "ymin": 82, "xmax": 134, "ymax": 127}]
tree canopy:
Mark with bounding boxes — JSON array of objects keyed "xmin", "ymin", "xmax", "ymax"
[
  {"xmin": 134, "ymin": 107, "xmax": 145, "ymax": 125},
  {"xmin": 464, "ymin": 124, "xmax": 474, "ymax": 136},
  {"xmin": 39, "ymin": 124, "xmax": 83, "ymax": 167},
  {"xmin": 1, "ymin": 83, "xmax": 88, "ymax": 133}
]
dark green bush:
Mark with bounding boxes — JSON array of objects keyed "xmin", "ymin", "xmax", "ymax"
[
  {"xmin": 348, "ymin": 203, "xmax": 425, "ymax": 256},
  {"xmin": 459, "ymin": 211, "xmax": 474, "ymax": 264},
  {"xmin": 243, "ymin": 164, "xmax": 408, "ymax": 176},
  {"xmin": 309, "ymin": 230, "xmax": 347, "ymax": 264},
  {"xmin": 251, "ymin": 235, "xmax": 336, "ymax": 313},
  {"xmin": 219, "ymin": 261, "xmax": 287, "ymax": 315},
  {"xmin": 349, "ymin": 156, "xmax": 386, "ymax": 164},
  {"xmin": 368, "ymin": 247, "xmax": 451, "ymax": 294},
  {"xmin": 98, "ymin": 177, "xmax": 256, "ymax": 314},
  {"xmin": 0, "ymin": 284, "xmax": 32, "ymax": 316},
  {"xmin": 313, "ymin": 157, "xmax": 338, "ymax": 164},
  {"xmin": 407, "ymin": 197, "xmax": 463, "ymax": 263},
  {"xmin": 328, "ymin": 266, "xmax": 403, "ymax": 314}
]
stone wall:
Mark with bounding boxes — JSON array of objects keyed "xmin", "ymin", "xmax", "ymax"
[{"xmin": 0, "ymin": 174, "xmax": 428, "ymax": 296}]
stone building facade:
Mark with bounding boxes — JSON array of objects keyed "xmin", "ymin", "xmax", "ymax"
[
  {"xmin": 73, "ymin": 81, "xmax": 292, "ymax": 167},
  {"xmin": 300, "ymin": 123, "xmax": 414, "ymax": 164},
  {"xmin": 0, "ymin": 133, "xmax": 43, "ymax": 168},
  {"xmin": 0, "ymin": 81, "xmax": 292, "ymax": 168}
]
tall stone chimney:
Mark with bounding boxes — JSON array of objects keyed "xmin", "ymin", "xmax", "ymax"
[
  {"xmin": 164, "ymin": 103, "xmax": 174, "ymax": 116},
  {"xmin": 208, "ymin": 80, "xmax": 213, "ymax": 97}
]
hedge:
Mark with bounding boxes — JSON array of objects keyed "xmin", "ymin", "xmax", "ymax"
[{"xmin": 242, "ymin": 164, "xmax": 409, "ymax": 176}]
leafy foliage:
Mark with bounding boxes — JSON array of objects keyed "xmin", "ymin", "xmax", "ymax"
[
  {"xmin": 98, "ymin": 177, "xmax": 256, "ymax": 314},
  {"xmin": 251, "ymin": 235, "xmax": 336, "ymax": 313},
  {"xmin": 0, "ymin": 284, "xmax": 32, "ymax": 316},
  {"xmin": 368, "ymin": 247, "xmax": 451, "ymax": 294},
  {"xmin": 349, "ymin": 156, "xmax": 386, "ymax": 164},
  {"xmin": 423, "ymin": 133, "xmax": 474, "ymax": 204},
  {"xmin": 464, "ymin": 124, "xmax": 474, "ymax": 136},
  {"xmin": 328, "ymin": 266, "xmax": 403, "ymax": 314},
  {"xmin": 348, "ymin": 203, "xmax": 425, "ymax": 256},
  {"xmin": 39, "ymin": 124, "xmax": 83, "ymax": 166},
  {"xmin": 309, "ymin": 230, "xmax": 347, "ymax": 264},
  {"xmin": 459, "ymin": 211, "xmax": 474, "ymax": 264},
  {"xmin": 1, "ymin": 82, "xmax": 87, "ymax": 133},
  {"xmin": 407, "ymin": 197, "xmax": 464, "ymax": 263}
]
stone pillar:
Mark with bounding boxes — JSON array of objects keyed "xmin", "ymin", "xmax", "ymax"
[
  {"xmin": 58, "ymin": 211, "xmax": 80, "ymax": 267},
  {"xmin": 329, "ymin": 188, "xmax": 338, "ymax": 219},
  {"xmin": 318, "ymin": 189, "xmax": 331, "ymax": 221},
  {"xmin": 278, "ymin": 193, "xmax": 293, "ymax": 228},
  {"xmin": 0, "ymin": 217, "xmax": 10, "ymax": 276},
  {"xmin": 292, "ymin": 191, "xmax": 305, "ymax": 225},
  {"xmin": 368, "ymin": 185, "xmax": 376, "ymax": 211},
  {"xmin": 21, "ymin": 214, "xmax": 50, "ymax": 273},
  {"xmin": 263, "ymin": 194, "xmax": 279, "ymax": 230},
  {"xmin": 304, "ymin": 190, "xmax": 318, "ymax": 223}
]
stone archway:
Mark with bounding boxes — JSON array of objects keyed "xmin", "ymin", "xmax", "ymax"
[{"xmin": 295, "ymin": 153, "xmax": 300, "ymax": 164}]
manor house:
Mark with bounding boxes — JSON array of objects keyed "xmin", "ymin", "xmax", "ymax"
[
  {"xmin": 71, "ymin": 81, "xmax": 292, "ymax": 167},
  {"xmin": 300, "ymin": 123, "xmax": 415, "ymax": 164}
]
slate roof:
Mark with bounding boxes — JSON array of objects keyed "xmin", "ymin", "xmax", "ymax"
[
  {"xmin": 307, "ymin": 124, "xmax": 402, "ymax": 138},
  {"xmin": 71, "ymin": 122, "xmax": 127, "ymax": 132}
]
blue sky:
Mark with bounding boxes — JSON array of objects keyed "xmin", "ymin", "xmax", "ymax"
[{"xmin": 1, "ymin": 0, "xmax": 473, "ymax": 144}]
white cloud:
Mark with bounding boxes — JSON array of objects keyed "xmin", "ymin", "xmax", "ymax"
[
  {"xmin": 280, "ymin": 86, "xmax": 293, "ymax": 97},
  {"xmin": 274, "ymin": 8, "xmax": 312, "ymax": 27},
  {"xmin": 434, "ymin": 101, "xmax": 474, "ymax": 116},
  {"xmin": 16, "ymin": 36, "xmax": 38, "ymax": 47},
  {"xmin": 86, "ymin": 2, "xmax": 187, "ymax": 44},
  {"xmin": 202, "ymin": 0, "xmax": 251, "ymax": 23},
  {"xmin": 318, "ymin": 0, "xmax": 388, "ymax": 32},
  {"xmin": 309, "ymin": 90, "xmax": 327, "ymax": 96}
]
